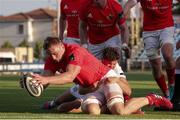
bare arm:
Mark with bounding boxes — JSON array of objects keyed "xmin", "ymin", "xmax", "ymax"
[
  {"xmin": 106, "ymin": 77, "xmax": 132, "ymax": 96},
  {"xmin": 40, "ymin": 70, "xmax": 54, "ymax": 88},
  {"xmin": 79, "ymin": 20, "xmax": 88, "ymax": 45},
  {"xmin": 124, "ymin": 0, "xmax": 138, "ymax": 17},
  {"xmin": 59, "ymin": 13, "xmax": 66, "ymax": 40},
  {"xmin": 118, "ymin": 22, "xmax": 129, "ymax": 45},
  {"xmin": 41, "ymin": 70, "xmax": 54, "ymax": 76},
  {"xmin": 117, "ymin": 77, "xmax": 132, "ymax": 96},
  {"xmin": 34, "ymin": 64, "xmax": 81, "ymax": 85}
]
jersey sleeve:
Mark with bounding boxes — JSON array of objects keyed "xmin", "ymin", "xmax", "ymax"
[
  {"xmin": 113, "ymin": 0, "xmax": 126, "ymax": 25},
  {"xmin": 67, "ymin": 49, "xmax": 83, "ymax": 67},
  {"xmin": 44, "ymin": 57, "xmax": 58, "ymax": 74}
]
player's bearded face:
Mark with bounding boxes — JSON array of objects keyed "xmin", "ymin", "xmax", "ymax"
[
  {"xmin": 48, "ymin": 44, "xmax": 64, "ymax": 62},
  {"xmin": 102, "ymin": 59, "xmax": 118, "ymax": 69}
]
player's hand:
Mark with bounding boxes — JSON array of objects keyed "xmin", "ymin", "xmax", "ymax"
[
  {"xmin": 32, "ymin": 73, "xmax": 49, "ymax": 85},
  {"xmin": 122, "ymin": 43, "xmax": 131, "ymax": 59}
]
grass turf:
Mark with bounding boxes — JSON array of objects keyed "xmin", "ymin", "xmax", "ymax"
[{"xmin": 0, "ymin": 72, "xmax": 180, "ymax": 119}]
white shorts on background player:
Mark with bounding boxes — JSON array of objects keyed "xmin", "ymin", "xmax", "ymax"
[
  {"xmin": 63, "ymin": 37, "xmax": 81, "ymax": 45},
  {"xmin": 88, "ymin": 34, "xmax": 122, "ymax": 59},
  {"xmin": 142, "ymin": 26, "xmax": 174, "ymax": 60}
]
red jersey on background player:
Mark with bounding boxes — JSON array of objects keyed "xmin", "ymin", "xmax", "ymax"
[
  {"xmin": 79, "ymin": 0, "xmax": 125, "ymax": 44},
  {"xmin": 138, "ymin": 0, "xmax": 173, "ymax": 31},
  {"xmin": 79, "ymin": 0, "xmax": 130, "ymax": 59},
  {"xmin": 60, "ymin": 0, "xmax": 84, "ymax": 44}
]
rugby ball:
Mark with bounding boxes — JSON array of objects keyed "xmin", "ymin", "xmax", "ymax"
[{"xmin": 20, "ymin": 74, "xmax": 43, "ymax": 97}]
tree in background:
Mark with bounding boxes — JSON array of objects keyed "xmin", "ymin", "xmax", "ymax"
[
  {"xmin": 18, "ymin": 39, "xmax": 29, "ymax": 47},
  {"xmin": 1, "ymin": 41, "xmax": 14, "ymax": 48},
  {"xmin": 34, "ymin": 40, "xmax": 43, "ymax": 61}
]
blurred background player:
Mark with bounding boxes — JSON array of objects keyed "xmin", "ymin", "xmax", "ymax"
[
  {"xmin": 59, "ymin": 0, "xmax": 83, "ymax": 44},
  {"xmin": 124, "ymin": 0, "xmax": 177, "ymax": 99},
  {"xmin": 79, "ymin": 0, "xmax": 130, "ymax": 61}
]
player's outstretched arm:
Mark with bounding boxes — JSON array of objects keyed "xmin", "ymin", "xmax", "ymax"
[{"xmin": 33, "ymin": 64, "xmax": 81, "ymax": 85}]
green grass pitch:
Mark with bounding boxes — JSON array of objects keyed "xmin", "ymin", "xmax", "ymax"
[{"xmin": 0, "ymin": 71, "xmax": 180, "ymax": 119}]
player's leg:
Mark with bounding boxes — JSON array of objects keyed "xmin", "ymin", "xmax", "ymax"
[
  {"xmin": 42, "ymin": 88, "xmax": 76, "ymax": 109},
  {"xmin": 57, "ymin": 99, "xmax": 82, "ymax": 113},
  {"xmin": 102, "ymin": 77, "xmax": 141, "ymax": 115},
  {"xmin": 122, "ymin": 93, "xmax": 173, "ymax": 115},
  {"xmin": 104, "ymin": 79, "xmax": 172, "ymax": 115},
  {"xmin": 54, "ymin": 85, "xmax": 97, "ymax": 112},
  {"xmin": 160, "ymin": 27, "xmax": 176, "ymax": 99},
  {"xmin": 143, "ymin": 31, "xmax": 169, "ymax": 98},
  {"xmin": 81, "ymin": 90, "xmax": 106, "ymax": 115},
  {"xmin": 102, "ymin": 77, "xmax": 125, "ymax": 115},
  {"xmin": 149, "ymin": 58, "xmax": 169, "ymax": 97}
]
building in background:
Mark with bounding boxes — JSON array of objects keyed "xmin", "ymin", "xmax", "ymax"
[
  {"xmin": 0, "ymin": 8, "xmax": 57, "ymax": 46},
  {"xmin": 0, "ymin": 47, "xmax": 33, "ymax": 63}
]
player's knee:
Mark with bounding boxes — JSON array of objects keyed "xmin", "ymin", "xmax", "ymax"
[
  {"xmin": 163, "ymin": 54, "xmax": 173, "ymax": 62},
  {"xmin": 146, "ymin": 49, "xmax": 160, "ymax": 60},
  {"xmin": 88, "ymin": 104, "xmax": 101, "ymax": 115},
  {"xmin": 81, "ymin": 98, "xmax": 101, "ymax": 115},
  {"xmin": 107, "ymin": 97, "xmax": 124, "ymax": 115},
  {"xmin": 82, "ymin": 103, "xmax": 101, "ymax": 115}
]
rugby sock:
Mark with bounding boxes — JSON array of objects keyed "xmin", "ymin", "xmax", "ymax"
[
  {"xmin": 171, "ymin": 73, "xmax": 180, "ymax": 103},
  {"xmin": 155, "ymin": 74, "xmax": 169, "ymax": 97},
  {"xmin": 166, "ymin": 68, "xmax": 175, "ymax": 85},
  {"xmin": 146, "ymin": 95, "xmax": 153, "ymax": 106}
]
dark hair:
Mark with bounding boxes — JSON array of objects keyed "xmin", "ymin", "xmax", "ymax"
[
  {"xmin": 102, "ymin": 47, "xmax": 120, "ymax": 61},
  {"xmin": 43, "ymin": 37, "xmax": 61, "ymax": 50}
]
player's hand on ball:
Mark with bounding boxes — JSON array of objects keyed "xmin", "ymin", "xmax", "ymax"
[
  {"xmin": 32, "ymin": 73, "xmax": 49, "ymax": 85},
  {"xmin": 20, "ymin": 73, "xmax": 44, "ymax": 97}
]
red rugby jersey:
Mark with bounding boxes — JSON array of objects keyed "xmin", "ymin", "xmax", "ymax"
[
  {"xmin": 61, "ymin": 0, "xmax": 84, "ymax": 38},
  {"xmin": 139, "ymin": 0, "xmax": 174, "ymax": 31},
  {"xmin": 79, "ymin": 0, "xmax": 125, "ymax": 44},
  {"xmin": 44, "ymin": 44, "xmax": 110, "ymax": 87}
]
